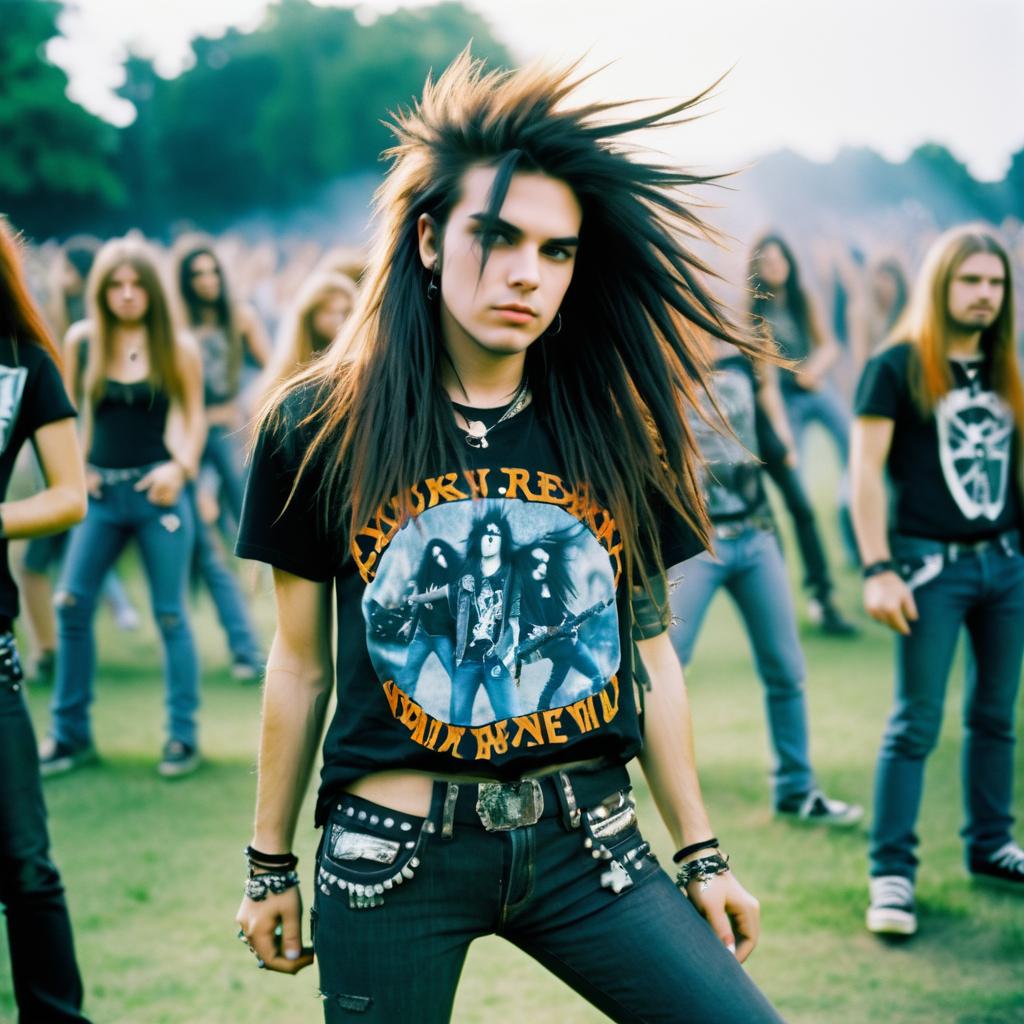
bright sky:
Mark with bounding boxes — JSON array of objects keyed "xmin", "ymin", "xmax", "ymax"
[{"xmin": 49, "ymin": 0, "xmax": 1024, "ymax": 181}]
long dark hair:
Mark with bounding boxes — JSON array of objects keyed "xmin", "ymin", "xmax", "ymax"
[
  {"xmin": 176, "ymin": 242, "xmax": 241, "ymax": 392},
  {"xmin": 262, "ymin": 52, "xmax": 765, "ymax": 588},
  {"xmin": 415, "ymin": 538, "xmax": 461, "ymax": 592},
  {"xmin": 748, "ymin": 233, "xmax": 818, "ymax": 347},
  {"xmin": 0, "ymin": 216, "xmax": 63, "ymax": 366}
]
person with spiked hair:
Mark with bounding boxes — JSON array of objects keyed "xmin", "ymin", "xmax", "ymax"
[
  {"xmin": 852, "ymin": 225, "xmax": 1024, "ymax": 937},
  {"xmin": 234, "ymin": 52, "xmax": 785, "ymax": 1022}
]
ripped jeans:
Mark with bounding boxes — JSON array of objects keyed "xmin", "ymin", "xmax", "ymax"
[
  {"xmin": 49, "ymin": 475, "xmax": 199, "ymax": 749},
  {"xmin": 311, "ymin": 770, "xmax": 785, "ymax": 1023}
]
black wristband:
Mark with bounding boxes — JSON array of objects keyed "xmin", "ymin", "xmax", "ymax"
[
  {"xmin": 862, "ymin": 560, "xmax": 895, "ymax": 580},
  {"xmin": 244, "ymin": 845, "xmax": 298, "ymax": 870},
  {"xmin": 672, "ymin": 837, "xmax": 719, "ymax": 864}
]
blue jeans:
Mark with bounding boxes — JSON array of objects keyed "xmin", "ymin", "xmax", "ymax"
[
  {"xmin": 783, "ymin": 385, "xmax": 858, "ymax": 565},
  {"xmin": 869, "ymin": 534, "xmax": 1024, "ymax": 879},
  {"xmin": 312, "ymin": 776, "xmax": 784, "ymax": 1023},
  {"xmin": 50, "ymin": 479, "xmax": 200, "ymax": 749},
  {"xmin": 190, "ymin": 490, "xmax": 262, "ymax": 665},
  {"xmin": 669, "ymin": 528, "xmax": 815, "ymax": 805},
  {"xmin": 398, "ymin": 628, "xmax": 453, "ymax": 697},
  {"xmin": 0, "ymin": 635, "xmax": 91, "ymax": 1023},
  {"xmin": 203, "ymin": 422, "xmax": 247, "ymax": 527}
]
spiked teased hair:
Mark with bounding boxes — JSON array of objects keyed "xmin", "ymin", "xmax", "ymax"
[{"xmin": 262, "ymin": 51, "xmax": 763, "ymax": 585}]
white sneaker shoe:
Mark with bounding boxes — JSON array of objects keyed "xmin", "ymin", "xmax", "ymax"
[{"xmin": 866, "ymin": 875, "xmax": 917, "ymax": 936}]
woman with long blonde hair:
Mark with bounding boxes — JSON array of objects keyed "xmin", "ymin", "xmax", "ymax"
[{"xmin": 40, "ymin": 238, "xmax": 207, "ymax": 778}]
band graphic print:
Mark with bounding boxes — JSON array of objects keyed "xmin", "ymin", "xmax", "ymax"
[{"xmin": 359, "ymin": 472, "xmax": 621, "ymax": 756}]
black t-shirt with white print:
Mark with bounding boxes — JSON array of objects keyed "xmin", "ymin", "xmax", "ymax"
[
  {"xmin": 236, "ymin": 387, "xmax": 703, "ymax": 826},
  {"xmin": 855, "ymin": 342, "xmax": 1021, "ymax": 541},
  {"xmin": 0, "ymin": 338, "xmax": 77, "ymax": 619}
]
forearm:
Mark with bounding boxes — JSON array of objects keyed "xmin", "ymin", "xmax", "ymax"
[
  {"xmin": 636, "ymin": 634, "xmax": 713, "ymax": 848},
  {"xmin": 251, "ymin": 643, "xmax": 332, "ymax": 852},
  {"xmin": 0, "ymin": 485, "xmax": 87, "ymax": 539},
  {"xmin": 850, "ymin": 421, "xmax": 892, "ymax": 564}
]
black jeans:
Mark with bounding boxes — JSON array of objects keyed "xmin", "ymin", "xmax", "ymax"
[
  {"xmin": 762, "ymin": 454, "xmax": 833, "ymax": 599},
  {"xmin": 312, "ymin": 771, "xmax": 785, "ymax": 1023},
  {"xmin": 0, "ymin": 633, "xmax": 91, "ymax": 1023}
]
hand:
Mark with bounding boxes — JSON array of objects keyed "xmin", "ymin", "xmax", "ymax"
[
  {"xmin": 863, "ymin": 571, "xmax": 918, "ymax": 635},
  {"xmin": 686, "ymin": 868, "xmax": 760, "ymax": 963},
  {"xmin": 86, "ymin": 469, "xmax": 103, "ymax": 500},
  {"xmin": 235, "ymin": 886, "xmax": 314, "ymax": 975},
  {"xmin": 783, "ymin": 448, "xmax": 799, "ymax": 470},
  {"xmin": 794, "ymin": 370, "xmax": 821, "ymax": 392},
  {"xmin": 196, "ymin": 488, "xmax": 220, "ymax": 524},
  {"xmin": 134, "ymin": 461, "xmax": 186, "ymax": 507}
]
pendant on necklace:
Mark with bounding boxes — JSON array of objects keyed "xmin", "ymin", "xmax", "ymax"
[
  {"xmin": 129, "ymin": 350, "xmax": 139, "ymax": 361},
  {"xmin": 465, "ymin": 420, "xmax": 488, "ymax": 448}
]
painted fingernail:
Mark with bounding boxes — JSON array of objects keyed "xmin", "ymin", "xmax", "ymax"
[
  {"xmin": 285, "ymin": 949, "xmax": 299, "ymax": 960},
  {"xmin": 727, "ymin": 943, "xmax": 736, "ymax": 955}
]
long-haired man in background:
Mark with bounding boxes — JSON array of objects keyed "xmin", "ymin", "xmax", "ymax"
[{"xmin": 852, "ymin": 225, "xmax": 1024, "ymax": 937}]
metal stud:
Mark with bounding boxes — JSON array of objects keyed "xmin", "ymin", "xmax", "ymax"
[
  {"xmin": 400, "ymin": 822, "xmax": 412, "ymax": 832},
  {"xmin": 384, "ymin": 818, "xmax": 395, "ymax": 829},
  {"xmin": 357, "ymin": 811, "xmax": 367, "ymax": 821},
  {"xmin": 401, "ymin": 865, "xmax": 415, "ymax": 879},
  {"xmin": 369, "ymin": 815, "xmax": 379, "ymax": 825}
]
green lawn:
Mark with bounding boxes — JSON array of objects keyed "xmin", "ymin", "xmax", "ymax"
[{"xmin": 2, "ymin": 443, "xmax": 1023, "ymax": 1023}]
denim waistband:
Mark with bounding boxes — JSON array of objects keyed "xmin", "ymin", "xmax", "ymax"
[
  {"xmin": 89, "ymin": 461, "xmax": 165, "ymax": 485},
  {"xmin": 713, "ymin": 515, "xmax": 775, "ymax": 541},
  {"xmin": 893, "ymin": 528, "xmax": 1021, "ymax": 561}
]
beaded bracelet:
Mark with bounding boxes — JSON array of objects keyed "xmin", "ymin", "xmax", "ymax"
[{"xmin": 244, "ymin": 870, "xmax": 300, "ymax": 902}]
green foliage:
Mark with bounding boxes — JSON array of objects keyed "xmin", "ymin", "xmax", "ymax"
[
  {"xmin": 117, "ymin": 0, "xmax": 511, "ymax": 231},
  {"xmin": 0, "ymin": 0, "xmax": 124, "ymax": 236}
]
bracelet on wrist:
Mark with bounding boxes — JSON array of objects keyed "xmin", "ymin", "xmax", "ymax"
[
  {"xmin": 674, "ymin": 852, "xmax": 730, "ymax": 893},
  {"xmin": 244, "ymin": 870, "xmax": 300, "ymax": 901},
  {"xmin": 862, "ymin": 560, "xmax": 896, "ymax": 580},
  {"xmin": 672, "ymin": 837, "xmax": 719, "ymax": 864},
  {"xmin": 245, "ymin": 845, "xmax": 298, "ymax": 873}
]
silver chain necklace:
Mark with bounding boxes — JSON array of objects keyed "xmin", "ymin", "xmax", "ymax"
[{"xmin": 461, "ymin": 379, "xmax": 530, "ymax": 449}]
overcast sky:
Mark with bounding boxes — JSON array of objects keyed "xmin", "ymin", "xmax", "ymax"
[{"xmin": 49, "ymin": 0, "xmax": 1024, "ymax": 181}]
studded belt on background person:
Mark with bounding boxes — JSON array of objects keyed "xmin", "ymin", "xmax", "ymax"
[
  {"xmin": 944, "ymin": 528, "xmax": 1021, "ymax": 562},
  {"xmin": 88, "ymin": 462, "xmax": 165, "ymax": 486},
  {"xmin": 0, "ymin": 627, "xmax": 24, "ymax": 692},
  {"xmin": 713, "ymin": 515, "xmax": 775, "ymax": 541}
]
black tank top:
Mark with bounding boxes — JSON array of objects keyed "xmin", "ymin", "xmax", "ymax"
[{"xmin": 88, "ymin": 379, "xmax": 171, "ymax": 468}]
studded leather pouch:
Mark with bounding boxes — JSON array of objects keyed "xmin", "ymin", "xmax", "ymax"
[{"xmin": 580, "ymin": 791, "xmax": 652, "ymax": 895}]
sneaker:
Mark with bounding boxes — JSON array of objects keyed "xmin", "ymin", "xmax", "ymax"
[
  {"xmin": 38, "ymin": 736, "xmax": 98, "ymax": 777},
  {"xmin": 112, "ymin": 604, "xmax": 141, "ymax": 632},
  {"xmin": 776, "ymin": 788, "xmax": 864, "ymax": 828},
  {"xmin": 969, "ymin": 841, "xmax": 1024, "ymax": 891},
  {"xmin": 867, "ymin": 875, "xmax": 917, "ymax": 936},
  {"xmin": 158, "ymin": 740, "xmax": 200, "ymax": 778},
  {"xmin": 807, "ymin": 596, "xmax": 859, "ymax": 636},
  {"xmin": 231, "ymin": 657, "xmax": 264, "ymax": 683}
]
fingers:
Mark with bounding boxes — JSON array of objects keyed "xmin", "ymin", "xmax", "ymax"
[
  {"xmin": 903, "ymin": 590, "xmax": 919, "ymax": 623},
  {"xmin": 133, "ymin": 470, "xmax": 156, "ymax": 492},
  {"xmin": 237, "ymin": 899, "xmax": 314, "ymax": 976},
  {"xmin": 691, "ymin": 888, "xmax": 736, "ymax": 955},
  {"xmin": 728, "ymin": 899, "xmax": 760, "ymax": 964}
]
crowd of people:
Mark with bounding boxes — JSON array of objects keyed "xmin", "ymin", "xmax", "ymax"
[{"xmin": 1, "ymin": 53, "xmax": 1022, "ymax": 1024}]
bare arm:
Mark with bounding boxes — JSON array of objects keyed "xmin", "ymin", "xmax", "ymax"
[
  {"xmin": 236, "ymin": 568, "xmax": 334, "ymax": 975},
  {"xmin": 61, "ymin": 321, "xmax": 91, "ymax": 410},
  {"xmin": 637, "ymin": 630, "xmax": 760, "ymax": 962},
  {"xmin": 239, "ymin": 304, "xmax": 273, "ymax": 368},
  {"xmin": 850, "ymin": 415, "xmax": 917, "ymax": 634},
  {"xmin": 754, "ymin": 361, "xmax": 797, "ymax": 458},
  {"xmin": 0, "ymin": 419, "xmax": 87, "ymax": 537}
]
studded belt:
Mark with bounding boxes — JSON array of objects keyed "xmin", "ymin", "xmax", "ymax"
[{"xmin": 444, "ymin": 762, "xmax": 631, "ymax": 833}]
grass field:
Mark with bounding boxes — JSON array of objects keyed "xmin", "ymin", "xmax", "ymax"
[{"xmin": 1, "ymin": 443, "xmax": 1022, "ymax": 1023}]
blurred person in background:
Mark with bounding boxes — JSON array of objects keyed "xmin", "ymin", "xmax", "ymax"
[
  {"xmin": 20, "ymin": 238, "xmax": 141, "ymax": 684},
  {"xmin": 852, "ymin": 225, "xmax": 1024, "ymax": 937},
  {"xmin": 0, "ymin": 216, "xmax": 91, "ymax": 1023},
  {"xmin": 174, "ymin": 238, "xmax": 271, "ymax": 525},
  {"xmin": 670, "ymin": 338, "xmax": 863, "ymax": 825},
  {"xmin": 850, "ymin": 255, "xmax": 910, "ymax": 374},
  {"xmin": 233, "ymin": 53, "xmax": 785, "ymax": 1023},
  {"xmin": 40, "ymin": 238, "xmax": 207, "ymax": 778},
  {"xmin": 750, "ymin": 233, "xmax": 860, "ymax": 568},
  {"xmin": 260, "ymin": 268, "xmax": 357, "ymax": 392}
]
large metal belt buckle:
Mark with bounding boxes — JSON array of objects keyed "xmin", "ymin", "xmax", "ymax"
[{"xmin": 476, "ymin": 779, "xmax": 544, "ymax": 831}]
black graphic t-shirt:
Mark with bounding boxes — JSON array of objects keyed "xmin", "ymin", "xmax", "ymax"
[
  {"xmin": 0, "ymin": 338, "xmax": 77, "ymax": 618},
  {"xmin": 237, "ymin": 389, "xmax": 703, "ymax": 825},
  {"xmin": 689, "ymin": 355, "xmax": 772, "ymax": 524},
  {"xmin": 855, "ymin": 342, "xmax": 1021, "ymax": 541}
]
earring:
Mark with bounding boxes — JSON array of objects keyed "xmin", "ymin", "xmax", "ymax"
[
  {"xmin": 426, "ymin": 263, "xmax": 440, "ymax": 301},
  {"xmin": 548, "ymin": 311, "xmax": 563, "ymax": 336}
]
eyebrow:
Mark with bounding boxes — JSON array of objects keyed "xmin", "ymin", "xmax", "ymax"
[{"xmin": 469, "ymin": 213, "xmax": 579, "ymax": 248}]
